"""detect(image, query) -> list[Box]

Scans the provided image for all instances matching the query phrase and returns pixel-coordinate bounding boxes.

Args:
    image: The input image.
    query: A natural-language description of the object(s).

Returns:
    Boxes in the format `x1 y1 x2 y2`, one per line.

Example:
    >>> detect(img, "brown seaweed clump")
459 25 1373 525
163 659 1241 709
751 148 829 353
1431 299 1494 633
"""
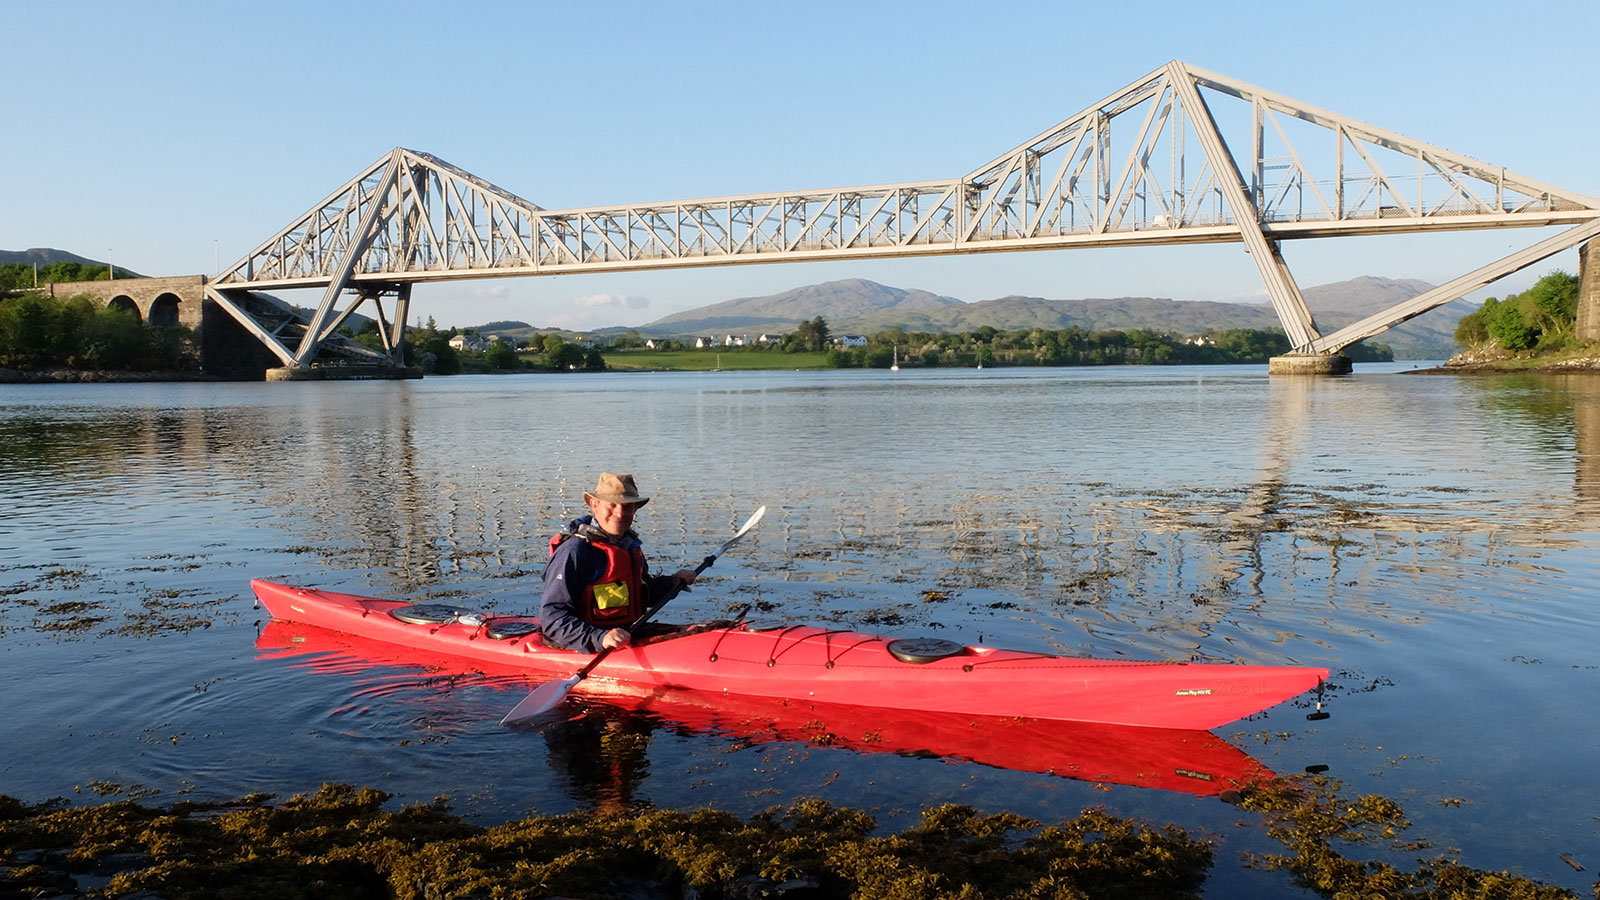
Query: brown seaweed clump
1236 777 1584 900
0 785 1209 899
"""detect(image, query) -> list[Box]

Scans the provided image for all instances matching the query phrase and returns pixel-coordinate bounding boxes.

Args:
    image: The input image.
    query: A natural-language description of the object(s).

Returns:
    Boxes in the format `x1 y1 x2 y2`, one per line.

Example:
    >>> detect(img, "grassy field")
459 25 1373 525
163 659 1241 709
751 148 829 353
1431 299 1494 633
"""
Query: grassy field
603 349 833 371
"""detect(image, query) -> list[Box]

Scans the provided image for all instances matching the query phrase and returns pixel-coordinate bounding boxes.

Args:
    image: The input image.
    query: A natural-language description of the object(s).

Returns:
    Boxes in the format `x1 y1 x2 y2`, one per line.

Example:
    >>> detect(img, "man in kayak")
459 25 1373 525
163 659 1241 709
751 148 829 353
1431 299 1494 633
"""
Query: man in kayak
539 472 699 653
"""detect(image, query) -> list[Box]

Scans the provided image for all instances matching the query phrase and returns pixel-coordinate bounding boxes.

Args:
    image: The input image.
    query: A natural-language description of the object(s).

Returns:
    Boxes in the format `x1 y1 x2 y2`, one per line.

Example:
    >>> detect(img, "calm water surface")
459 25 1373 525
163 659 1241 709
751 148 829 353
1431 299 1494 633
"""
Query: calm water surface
2 364 1597 896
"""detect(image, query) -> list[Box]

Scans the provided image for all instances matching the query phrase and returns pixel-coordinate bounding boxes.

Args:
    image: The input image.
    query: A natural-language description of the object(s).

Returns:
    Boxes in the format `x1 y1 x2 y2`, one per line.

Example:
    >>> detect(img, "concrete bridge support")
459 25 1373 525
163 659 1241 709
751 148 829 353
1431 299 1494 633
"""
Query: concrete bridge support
1579 241 1600 344
1267 354 1353 376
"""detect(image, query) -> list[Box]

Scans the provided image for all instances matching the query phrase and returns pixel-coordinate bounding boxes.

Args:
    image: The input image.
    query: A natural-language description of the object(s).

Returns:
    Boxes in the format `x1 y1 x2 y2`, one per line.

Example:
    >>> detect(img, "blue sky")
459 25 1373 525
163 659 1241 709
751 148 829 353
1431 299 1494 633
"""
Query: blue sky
7 0 1598 331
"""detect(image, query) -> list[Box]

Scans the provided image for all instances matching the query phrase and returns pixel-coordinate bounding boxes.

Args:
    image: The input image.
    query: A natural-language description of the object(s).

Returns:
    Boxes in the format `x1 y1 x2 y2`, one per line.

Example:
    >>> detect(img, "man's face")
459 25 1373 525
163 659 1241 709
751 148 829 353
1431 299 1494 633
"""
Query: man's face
587 497 639 536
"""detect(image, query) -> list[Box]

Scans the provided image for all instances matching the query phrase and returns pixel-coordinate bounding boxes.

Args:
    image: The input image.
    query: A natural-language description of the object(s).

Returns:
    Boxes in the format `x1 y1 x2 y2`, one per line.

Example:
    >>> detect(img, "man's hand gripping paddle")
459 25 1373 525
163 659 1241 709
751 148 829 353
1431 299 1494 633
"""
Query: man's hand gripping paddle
500 506 766 725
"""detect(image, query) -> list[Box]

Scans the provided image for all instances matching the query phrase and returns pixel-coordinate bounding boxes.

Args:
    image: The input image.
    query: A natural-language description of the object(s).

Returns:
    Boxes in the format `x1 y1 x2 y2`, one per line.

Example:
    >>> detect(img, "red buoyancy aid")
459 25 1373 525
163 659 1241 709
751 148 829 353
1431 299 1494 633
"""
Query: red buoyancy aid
550 532 648 627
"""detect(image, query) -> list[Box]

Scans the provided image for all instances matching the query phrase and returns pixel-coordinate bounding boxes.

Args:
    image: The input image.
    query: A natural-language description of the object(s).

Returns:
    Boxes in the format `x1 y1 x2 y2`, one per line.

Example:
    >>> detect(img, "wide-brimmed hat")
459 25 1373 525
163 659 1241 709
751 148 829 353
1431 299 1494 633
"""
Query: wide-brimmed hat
584 472 650 507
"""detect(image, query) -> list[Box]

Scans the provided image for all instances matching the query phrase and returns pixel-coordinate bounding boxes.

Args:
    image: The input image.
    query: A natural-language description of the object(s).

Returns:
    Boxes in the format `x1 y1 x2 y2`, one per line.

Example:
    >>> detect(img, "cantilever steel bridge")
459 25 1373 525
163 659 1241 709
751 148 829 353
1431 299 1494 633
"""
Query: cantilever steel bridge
206 60 1600 372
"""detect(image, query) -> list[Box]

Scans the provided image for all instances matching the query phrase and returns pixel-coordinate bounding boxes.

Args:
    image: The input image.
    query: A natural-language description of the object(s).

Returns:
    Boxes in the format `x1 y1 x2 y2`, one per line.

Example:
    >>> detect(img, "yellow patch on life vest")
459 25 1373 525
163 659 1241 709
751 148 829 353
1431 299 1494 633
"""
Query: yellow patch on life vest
593 581 630 610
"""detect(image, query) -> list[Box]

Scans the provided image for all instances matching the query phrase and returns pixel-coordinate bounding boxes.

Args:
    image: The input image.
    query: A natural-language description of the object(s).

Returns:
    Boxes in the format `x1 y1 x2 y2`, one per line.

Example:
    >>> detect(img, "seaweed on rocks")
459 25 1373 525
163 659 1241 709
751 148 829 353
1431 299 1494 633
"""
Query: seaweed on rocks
1236 777 1582 900
0 780 1585 899
0 786 1209 900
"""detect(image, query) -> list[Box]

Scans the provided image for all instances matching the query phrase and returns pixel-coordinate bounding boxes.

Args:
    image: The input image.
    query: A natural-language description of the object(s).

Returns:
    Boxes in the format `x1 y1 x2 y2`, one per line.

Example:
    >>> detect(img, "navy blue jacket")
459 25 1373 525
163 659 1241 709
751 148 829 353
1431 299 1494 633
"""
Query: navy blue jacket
539 516 674 653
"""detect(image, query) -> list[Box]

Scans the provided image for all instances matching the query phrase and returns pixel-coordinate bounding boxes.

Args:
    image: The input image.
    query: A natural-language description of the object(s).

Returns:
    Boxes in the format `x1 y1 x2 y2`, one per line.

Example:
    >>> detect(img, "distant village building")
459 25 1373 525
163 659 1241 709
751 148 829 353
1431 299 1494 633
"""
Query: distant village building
723 334 747 347
695 336 717 348
757 333 784 345
836 334 868 347
449 333 492 352
644 339 659 349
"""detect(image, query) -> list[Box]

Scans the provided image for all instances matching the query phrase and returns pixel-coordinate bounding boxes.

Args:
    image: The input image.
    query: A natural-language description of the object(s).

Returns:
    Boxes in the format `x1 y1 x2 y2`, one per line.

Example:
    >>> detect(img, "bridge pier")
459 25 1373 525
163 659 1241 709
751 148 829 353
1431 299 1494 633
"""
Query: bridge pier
1268 354 1352 376
1579 240 1600 344
265 364 421 381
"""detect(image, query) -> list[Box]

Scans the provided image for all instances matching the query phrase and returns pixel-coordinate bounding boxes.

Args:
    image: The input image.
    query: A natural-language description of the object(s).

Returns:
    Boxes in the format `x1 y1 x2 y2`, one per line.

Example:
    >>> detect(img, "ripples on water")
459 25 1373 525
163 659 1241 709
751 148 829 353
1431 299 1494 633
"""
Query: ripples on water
2 366 1598 895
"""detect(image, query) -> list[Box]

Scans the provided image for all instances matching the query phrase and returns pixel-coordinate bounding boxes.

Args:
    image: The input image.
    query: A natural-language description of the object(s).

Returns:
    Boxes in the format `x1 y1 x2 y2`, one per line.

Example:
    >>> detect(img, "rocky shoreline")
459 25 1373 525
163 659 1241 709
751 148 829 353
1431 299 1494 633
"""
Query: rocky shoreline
0 368 226 384
1409 348 1600 374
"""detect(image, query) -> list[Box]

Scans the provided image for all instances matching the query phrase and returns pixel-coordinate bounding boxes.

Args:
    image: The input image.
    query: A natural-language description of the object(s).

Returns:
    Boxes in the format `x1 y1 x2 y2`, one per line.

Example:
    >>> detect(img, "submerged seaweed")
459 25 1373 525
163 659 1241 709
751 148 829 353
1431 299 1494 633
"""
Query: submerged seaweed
1237 778 1584 900
0 785 1210 899
1 779 1586 900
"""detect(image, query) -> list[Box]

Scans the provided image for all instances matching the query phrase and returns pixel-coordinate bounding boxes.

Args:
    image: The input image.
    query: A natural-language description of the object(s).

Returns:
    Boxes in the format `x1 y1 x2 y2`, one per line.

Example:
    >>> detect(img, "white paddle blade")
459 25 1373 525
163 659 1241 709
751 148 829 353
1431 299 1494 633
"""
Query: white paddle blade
714 506 766 557
734 505 766 539
500 673 582 725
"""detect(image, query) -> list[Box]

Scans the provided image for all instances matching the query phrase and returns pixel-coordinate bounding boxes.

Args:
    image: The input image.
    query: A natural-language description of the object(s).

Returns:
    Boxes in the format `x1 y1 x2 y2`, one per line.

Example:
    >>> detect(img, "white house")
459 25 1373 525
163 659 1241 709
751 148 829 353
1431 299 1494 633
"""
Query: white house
757 333 785 346
723 334 747 347
449 334 491 352
837 334 868 347
695 336 717 348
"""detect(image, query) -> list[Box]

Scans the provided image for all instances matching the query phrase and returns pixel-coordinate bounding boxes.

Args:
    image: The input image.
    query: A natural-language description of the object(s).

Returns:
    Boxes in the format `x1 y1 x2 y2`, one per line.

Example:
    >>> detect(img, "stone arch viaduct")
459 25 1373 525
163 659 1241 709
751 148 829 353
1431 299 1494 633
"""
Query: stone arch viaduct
45 275 203 329
42 274 281 378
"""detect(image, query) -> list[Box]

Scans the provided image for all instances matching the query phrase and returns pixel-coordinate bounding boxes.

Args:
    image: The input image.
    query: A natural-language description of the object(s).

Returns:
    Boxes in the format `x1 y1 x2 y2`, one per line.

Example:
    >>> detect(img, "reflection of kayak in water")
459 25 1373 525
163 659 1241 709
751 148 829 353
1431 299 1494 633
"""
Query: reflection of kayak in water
252 579 1327 731
256 618 1275 798
602 688 1274 797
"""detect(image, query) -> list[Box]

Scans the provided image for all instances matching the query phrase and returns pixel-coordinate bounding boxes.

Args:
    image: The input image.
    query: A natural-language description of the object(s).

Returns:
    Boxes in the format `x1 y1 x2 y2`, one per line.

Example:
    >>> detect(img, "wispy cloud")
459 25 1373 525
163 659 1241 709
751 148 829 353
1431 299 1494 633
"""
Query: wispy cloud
536 293 655 332
574 292 649 311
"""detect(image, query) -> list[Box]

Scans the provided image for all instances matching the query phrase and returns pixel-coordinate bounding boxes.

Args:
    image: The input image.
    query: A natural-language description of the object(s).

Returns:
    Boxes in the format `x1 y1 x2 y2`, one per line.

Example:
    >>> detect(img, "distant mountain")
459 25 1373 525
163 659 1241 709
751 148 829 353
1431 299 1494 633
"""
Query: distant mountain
1304 275 1435 317
0 248 103 266
1305 276 1473 359
639 274 1469 359
645 278 964 333
0 247 143 277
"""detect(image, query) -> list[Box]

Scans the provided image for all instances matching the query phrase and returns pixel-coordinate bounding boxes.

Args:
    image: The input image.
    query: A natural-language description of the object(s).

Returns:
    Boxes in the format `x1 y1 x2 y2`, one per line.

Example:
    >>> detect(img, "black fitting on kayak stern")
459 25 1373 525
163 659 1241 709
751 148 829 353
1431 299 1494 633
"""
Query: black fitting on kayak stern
1306 678 1330 721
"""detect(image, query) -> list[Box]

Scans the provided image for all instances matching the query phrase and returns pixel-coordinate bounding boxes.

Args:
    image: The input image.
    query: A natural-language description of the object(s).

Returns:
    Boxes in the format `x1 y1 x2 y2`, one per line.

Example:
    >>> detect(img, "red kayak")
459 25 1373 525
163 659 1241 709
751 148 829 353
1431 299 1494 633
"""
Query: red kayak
251 579 1328 731
257 617 1277 797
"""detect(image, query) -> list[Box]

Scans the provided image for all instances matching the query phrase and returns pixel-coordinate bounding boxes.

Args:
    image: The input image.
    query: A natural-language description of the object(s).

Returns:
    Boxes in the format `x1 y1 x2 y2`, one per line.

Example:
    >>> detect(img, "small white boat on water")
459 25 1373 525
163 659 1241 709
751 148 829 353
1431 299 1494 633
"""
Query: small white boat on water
891 346 900 372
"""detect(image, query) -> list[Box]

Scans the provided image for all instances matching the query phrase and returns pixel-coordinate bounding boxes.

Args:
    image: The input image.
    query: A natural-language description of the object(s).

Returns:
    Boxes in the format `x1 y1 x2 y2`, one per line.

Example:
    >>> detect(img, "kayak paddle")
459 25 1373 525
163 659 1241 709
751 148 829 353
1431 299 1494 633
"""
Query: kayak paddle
500 505 766 725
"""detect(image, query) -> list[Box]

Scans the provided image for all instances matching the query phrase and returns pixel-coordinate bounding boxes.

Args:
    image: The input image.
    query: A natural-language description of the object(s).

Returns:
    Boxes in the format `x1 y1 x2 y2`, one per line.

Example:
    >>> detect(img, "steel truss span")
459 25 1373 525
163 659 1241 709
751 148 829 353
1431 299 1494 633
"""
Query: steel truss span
208 60 1600 369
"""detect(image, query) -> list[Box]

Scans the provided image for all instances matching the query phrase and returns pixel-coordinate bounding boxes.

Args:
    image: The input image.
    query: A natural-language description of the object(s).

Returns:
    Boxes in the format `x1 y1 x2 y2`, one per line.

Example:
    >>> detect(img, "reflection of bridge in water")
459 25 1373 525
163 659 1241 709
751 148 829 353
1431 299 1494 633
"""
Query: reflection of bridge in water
1158 374 1600 621
856 373 1600 661
186 60 1598 378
